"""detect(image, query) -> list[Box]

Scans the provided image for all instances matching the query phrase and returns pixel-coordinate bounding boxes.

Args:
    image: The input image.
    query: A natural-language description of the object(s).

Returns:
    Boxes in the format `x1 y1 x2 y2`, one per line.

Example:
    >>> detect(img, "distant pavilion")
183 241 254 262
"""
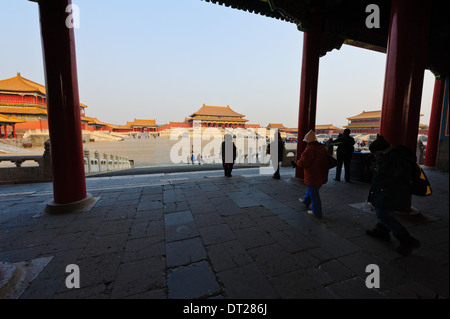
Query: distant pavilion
266 123 287 131
186 104 248 128
0 114 26 138
127 119 158 132
266 123 338 136
344 110 429 135
315 124 339 135
111 119 159 133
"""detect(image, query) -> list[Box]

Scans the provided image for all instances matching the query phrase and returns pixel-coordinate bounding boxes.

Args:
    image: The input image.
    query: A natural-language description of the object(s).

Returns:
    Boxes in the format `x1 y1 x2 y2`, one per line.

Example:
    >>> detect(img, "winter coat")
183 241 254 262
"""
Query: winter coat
296 141 329 186
269 137 285 162
221 141 237 163
333 134 355 159
369 145 417 211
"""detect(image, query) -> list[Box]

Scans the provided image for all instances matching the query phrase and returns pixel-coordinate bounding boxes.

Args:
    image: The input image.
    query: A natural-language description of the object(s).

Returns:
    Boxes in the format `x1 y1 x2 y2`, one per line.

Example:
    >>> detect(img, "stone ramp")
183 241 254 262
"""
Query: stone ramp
0 142 37 155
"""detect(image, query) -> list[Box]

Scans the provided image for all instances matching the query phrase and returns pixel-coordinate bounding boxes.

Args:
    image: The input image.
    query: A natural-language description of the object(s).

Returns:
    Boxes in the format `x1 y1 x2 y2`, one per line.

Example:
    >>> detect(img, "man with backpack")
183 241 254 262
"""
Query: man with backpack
366 135 422 256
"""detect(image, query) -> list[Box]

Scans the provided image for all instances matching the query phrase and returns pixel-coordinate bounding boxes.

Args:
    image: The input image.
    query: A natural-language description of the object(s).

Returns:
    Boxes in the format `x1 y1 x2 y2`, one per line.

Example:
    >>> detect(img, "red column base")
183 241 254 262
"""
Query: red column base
44 194 99 215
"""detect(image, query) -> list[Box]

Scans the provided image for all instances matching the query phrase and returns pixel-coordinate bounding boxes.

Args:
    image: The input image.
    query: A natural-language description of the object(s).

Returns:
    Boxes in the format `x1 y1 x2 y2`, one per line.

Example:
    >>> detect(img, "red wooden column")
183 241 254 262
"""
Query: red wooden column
425 77 446 167
12 125 16 138
37 0 87 205
295 14 322 178
379 0 431 151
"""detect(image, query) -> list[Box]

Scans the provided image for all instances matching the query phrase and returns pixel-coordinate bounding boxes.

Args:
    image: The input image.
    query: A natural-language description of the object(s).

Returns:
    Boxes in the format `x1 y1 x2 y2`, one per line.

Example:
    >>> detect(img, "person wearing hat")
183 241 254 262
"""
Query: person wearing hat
366 135 421 256
296 130 329 218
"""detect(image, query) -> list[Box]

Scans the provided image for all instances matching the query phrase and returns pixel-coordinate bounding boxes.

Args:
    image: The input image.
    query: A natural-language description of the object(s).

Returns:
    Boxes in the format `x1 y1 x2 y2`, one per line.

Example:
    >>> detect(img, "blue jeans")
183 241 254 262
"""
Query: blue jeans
375 208 408 237
302 185 322 217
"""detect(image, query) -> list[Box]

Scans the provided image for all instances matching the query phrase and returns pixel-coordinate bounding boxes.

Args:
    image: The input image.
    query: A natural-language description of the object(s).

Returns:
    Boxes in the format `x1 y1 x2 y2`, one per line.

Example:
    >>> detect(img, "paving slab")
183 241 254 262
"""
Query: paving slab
0 167 448 299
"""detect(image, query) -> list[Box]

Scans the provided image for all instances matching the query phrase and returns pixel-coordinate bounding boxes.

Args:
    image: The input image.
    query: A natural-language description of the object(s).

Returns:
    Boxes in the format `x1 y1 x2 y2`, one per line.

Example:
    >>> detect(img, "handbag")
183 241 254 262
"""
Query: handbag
411 163 432 196
328 154 338 169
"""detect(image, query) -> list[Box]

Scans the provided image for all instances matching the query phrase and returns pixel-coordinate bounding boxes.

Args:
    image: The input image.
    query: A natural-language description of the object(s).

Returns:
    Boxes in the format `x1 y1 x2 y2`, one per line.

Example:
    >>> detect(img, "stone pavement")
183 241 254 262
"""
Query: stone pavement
0 166 448 299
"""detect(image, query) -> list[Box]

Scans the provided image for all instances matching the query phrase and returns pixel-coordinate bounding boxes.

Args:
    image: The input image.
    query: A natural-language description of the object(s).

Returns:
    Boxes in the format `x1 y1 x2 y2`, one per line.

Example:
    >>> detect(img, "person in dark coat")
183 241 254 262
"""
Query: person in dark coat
271 131 285 179
325 137 334 156
333 129 355 182
221 134 237 177
366 135 421 256
296 130 329 218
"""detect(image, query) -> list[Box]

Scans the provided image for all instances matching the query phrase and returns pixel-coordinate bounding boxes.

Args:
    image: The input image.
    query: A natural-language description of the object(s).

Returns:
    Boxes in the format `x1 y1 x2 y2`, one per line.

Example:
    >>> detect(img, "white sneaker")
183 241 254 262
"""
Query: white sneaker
299 198 309 210
307 210 322 219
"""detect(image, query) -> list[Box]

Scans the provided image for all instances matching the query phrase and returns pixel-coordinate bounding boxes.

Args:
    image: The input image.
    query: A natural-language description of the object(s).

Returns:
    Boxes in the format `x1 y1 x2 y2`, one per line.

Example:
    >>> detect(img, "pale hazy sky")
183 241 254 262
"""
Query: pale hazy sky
0 0 436 128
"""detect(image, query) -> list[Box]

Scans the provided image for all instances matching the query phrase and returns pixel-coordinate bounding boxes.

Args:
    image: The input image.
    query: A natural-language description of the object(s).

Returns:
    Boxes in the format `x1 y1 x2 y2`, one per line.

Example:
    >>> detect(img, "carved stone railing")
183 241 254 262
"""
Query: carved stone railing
282 148 297 167
0 140 52 184
83 149 132 174
0 141 133 184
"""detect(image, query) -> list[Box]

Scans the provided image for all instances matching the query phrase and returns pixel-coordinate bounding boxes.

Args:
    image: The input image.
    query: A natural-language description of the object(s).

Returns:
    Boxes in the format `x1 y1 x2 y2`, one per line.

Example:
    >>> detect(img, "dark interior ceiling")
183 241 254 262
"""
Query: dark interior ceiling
203 0 449 77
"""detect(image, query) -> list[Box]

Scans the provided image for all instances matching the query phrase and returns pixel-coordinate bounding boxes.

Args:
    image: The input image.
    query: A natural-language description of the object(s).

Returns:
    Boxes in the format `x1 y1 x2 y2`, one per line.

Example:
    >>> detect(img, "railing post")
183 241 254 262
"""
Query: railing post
84 148 90 173
94 150 100 171
110 154 115 170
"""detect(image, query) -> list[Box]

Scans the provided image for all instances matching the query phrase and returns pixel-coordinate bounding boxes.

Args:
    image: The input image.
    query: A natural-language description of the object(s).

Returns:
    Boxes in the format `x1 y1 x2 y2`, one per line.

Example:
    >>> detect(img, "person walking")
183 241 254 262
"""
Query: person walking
221 133 237 177
366 135 421 256
271 131 285 179
333 128 355 182
296 130 329 218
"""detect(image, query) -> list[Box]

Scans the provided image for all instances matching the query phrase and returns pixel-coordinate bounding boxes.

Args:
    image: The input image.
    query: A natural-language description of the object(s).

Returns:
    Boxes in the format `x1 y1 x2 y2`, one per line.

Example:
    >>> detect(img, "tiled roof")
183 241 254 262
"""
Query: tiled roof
347 110 424 121
81 116 108 126
190 105 245 118
347 110 381 120
188 116 248 122
129 119 157 127
0 73 46 95
0 73 86 108
316 124 339 130
0 114 26 124
0 106 47 115
344 122 381 128
107 124 130 130
266 123 286 129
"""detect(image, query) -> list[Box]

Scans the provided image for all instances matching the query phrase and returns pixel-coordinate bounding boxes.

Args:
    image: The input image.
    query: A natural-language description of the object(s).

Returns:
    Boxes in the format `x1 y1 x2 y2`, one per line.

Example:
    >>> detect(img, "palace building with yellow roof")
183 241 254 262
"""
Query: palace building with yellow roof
1 74 429 141
344 110 428 135
0 73 87 137
186 104 248 128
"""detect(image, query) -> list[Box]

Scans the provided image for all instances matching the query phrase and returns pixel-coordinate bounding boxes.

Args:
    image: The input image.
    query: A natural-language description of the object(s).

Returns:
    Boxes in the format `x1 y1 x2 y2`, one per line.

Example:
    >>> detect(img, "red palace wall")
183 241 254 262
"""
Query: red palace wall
0 93 46 107
157 122 191 132
14 119 49 133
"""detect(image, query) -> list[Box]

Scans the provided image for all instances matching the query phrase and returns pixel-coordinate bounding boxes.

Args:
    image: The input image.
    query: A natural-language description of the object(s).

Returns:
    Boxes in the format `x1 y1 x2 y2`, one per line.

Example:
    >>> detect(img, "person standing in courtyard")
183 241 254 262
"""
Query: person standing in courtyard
333 128 355 182
221 133 237 177
296 130 329 218
271 131 285 179
366 135 421 256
